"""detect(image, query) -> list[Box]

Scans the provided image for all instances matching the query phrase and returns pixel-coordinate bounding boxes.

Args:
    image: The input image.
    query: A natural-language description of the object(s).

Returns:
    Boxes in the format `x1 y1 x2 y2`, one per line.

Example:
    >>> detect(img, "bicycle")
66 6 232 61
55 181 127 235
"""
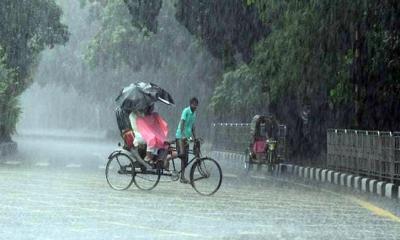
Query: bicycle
105 138 223 196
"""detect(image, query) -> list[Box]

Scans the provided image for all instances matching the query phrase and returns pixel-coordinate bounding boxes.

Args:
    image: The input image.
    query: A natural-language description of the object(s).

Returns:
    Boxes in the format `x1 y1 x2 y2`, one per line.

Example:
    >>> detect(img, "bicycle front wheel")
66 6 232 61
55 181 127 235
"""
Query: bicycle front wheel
190 158 222 196
105 153 134 190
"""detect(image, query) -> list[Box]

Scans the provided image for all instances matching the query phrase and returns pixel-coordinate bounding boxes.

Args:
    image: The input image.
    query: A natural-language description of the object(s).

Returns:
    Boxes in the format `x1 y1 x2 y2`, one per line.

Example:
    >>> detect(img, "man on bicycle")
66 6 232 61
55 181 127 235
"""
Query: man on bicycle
176 97 198 183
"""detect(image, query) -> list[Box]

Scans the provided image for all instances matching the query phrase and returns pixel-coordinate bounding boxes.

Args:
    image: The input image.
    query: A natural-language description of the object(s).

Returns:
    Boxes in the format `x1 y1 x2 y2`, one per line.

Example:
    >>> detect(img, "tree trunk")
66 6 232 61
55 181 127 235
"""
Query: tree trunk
0 103 12 143
352 11 369 129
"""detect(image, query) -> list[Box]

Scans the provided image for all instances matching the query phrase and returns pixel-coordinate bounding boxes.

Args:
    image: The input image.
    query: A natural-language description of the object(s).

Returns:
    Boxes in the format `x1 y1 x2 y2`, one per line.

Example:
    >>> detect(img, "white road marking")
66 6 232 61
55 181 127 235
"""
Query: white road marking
65 164 81 168
250 175 266 180
102 221 200 237
223 173 238 178
4 161 21 165
35 162 49 167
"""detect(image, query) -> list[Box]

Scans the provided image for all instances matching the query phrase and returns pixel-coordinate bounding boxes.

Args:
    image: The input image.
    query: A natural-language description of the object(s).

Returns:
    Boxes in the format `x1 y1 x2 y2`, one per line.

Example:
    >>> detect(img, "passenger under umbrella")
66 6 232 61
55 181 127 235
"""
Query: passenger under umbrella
130 104 169 163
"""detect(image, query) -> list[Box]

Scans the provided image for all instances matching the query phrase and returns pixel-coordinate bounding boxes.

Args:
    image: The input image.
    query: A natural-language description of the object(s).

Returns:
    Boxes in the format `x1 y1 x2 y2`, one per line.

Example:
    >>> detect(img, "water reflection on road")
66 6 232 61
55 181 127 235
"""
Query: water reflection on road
0 134 399 239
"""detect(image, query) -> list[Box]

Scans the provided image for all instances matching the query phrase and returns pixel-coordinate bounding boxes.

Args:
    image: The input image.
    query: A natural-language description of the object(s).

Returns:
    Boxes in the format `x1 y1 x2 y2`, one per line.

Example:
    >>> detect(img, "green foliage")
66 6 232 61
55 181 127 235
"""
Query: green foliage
36 0 221 133
0 96 21 137
329 53 353 105
123 0 162 33
206 0 400 159
210 65 266 118
80 0 162 32
211 0 400 130
248 1 345 103
0 0 69 142
0 0 69 83
0 49 20 138
85 0 162 71
175 0 268 67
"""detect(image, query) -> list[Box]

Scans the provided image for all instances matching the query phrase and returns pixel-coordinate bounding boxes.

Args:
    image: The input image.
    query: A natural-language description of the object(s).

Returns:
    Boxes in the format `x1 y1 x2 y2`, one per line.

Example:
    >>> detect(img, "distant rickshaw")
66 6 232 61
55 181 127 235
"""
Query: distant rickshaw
244 115 287 172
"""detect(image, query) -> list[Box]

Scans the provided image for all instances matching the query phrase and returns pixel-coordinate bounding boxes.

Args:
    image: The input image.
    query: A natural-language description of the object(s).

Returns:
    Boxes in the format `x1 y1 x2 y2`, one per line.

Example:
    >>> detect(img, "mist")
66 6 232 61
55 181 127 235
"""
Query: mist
16 0 222 142
1 1 400 239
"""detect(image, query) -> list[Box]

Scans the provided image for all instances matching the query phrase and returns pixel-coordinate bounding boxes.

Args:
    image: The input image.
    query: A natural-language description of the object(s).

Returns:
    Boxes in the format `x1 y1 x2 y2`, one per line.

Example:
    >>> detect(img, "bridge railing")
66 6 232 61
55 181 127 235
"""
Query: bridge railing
210 123 288 162
327 129 400 183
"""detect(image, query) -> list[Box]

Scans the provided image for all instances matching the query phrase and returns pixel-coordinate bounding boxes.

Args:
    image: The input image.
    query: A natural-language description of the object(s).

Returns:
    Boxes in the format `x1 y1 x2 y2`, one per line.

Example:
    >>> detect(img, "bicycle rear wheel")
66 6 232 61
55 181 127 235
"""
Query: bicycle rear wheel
133 165 161 191
190 158 222 196
106 153 134 190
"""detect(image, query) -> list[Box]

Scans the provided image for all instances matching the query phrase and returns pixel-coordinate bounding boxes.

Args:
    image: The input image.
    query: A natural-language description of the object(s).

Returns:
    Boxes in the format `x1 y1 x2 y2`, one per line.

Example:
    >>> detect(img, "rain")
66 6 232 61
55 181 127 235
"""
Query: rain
1 0 400 239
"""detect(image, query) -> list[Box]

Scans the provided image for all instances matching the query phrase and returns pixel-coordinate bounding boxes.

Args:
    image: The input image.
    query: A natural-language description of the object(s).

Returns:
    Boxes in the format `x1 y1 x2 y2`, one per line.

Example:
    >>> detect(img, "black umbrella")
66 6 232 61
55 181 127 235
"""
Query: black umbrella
115 82 174 112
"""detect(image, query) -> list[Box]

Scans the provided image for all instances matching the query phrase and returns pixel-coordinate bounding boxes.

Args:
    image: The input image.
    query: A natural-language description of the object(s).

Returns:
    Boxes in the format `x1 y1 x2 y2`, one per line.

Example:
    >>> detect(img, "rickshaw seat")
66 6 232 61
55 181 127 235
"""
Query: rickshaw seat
253 140 266 153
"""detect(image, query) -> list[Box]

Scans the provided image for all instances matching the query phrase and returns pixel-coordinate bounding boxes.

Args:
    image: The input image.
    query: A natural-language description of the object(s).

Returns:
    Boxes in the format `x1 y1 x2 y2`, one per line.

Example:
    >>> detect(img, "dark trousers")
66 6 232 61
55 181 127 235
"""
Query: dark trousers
176 139 189 177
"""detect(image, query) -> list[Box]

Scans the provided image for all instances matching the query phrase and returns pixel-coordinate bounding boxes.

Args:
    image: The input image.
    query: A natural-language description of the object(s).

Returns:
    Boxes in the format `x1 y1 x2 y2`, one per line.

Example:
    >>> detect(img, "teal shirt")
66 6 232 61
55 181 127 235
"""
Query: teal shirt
176 107 196 139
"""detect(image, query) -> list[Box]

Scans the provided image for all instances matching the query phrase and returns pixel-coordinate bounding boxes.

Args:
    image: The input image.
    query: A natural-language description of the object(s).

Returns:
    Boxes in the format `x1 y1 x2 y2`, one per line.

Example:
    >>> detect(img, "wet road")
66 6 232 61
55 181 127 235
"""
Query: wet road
1 135 400 239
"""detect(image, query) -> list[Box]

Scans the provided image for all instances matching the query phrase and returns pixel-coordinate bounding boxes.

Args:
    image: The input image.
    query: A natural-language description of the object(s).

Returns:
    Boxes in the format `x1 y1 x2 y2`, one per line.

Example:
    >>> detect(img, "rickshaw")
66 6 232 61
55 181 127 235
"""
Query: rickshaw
105 137 223 196
109 82 222 196
244 115 286 172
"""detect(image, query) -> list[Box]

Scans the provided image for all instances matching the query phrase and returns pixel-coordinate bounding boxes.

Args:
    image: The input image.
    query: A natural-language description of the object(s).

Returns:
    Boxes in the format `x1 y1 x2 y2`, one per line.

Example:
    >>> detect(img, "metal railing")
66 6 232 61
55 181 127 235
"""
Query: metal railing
210 123 287 162
211 123 250 153
327 129 400 183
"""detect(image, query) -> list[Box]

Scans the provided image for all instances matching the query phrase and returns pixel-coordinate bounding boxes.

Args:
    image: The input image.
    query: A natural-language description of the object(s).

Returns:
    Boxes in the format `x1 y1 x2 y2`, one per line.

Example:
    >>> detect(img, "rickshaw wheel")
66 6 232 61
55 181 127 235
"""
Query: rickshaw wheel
266 164 274 173
265 148 278 173
256 163 263 171
243 150 253 174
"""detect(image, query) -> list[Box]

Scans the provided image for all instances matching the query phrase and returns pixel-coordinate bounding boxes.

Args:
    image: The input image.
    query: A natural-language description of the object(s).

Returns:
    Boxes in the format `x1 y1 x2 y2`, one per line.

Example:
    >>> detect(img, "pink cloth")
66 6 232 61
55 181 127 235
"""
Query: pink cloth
253 140 266 153
136 113 168 150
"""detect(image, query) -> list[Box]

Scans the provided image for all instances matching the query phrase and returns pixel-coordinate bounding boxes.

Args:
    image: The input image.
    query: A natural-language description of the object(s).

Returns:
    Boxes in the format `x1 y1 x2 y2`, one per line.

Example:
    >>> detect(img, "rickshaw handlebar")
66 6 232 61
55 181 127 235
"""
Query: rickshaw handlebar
164 137 203 145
